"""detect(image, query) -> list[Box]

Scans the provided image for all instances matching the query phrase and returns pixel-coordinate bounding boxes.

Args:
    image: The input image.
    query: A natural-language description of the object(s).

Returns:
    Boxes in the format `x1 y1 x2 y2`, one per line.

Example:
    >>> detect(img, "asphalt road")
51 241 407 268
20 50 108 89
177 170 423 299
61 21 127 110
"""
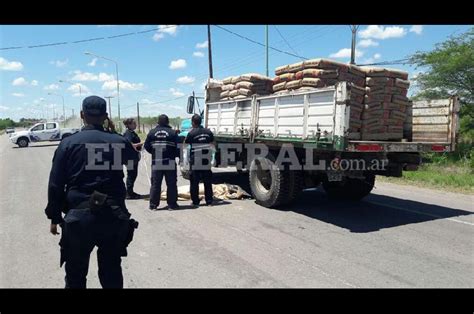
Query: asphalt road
0 134 473 288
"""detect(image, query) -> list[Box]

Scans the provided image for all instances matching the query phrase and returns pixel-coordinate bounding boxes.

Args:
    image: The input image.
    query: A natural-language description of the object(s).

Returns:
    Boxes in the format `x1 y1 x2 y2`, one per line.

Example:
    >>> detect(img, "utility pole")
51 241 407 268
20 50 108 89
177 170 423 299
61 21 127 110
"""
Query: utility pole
136 102 141 133
72 109 74 118
265 25 269 77
105 96 114 119
207 25 213 79
350 25 359 65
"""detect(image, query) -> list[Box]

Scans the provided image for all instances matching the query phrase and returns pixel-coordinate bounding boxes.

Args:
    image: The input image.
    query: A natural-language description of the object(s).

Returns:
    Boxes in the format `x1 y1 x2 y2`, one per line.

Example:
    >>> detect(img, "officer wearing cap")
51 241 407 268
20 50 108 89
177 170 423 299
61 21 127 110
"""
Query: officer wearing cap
45 95 139 289
185 114 215 207
144 114 179 210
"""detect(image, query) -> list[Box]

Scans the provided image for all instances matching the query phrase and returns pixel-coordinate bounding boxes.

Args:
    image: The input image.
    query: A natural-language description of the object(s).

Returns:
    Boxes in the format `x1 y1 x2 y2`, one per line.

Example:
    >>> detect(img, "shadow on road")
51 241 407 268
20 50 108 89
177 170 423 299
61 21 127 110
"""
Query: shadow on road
211 171 472 233
12 143 59 149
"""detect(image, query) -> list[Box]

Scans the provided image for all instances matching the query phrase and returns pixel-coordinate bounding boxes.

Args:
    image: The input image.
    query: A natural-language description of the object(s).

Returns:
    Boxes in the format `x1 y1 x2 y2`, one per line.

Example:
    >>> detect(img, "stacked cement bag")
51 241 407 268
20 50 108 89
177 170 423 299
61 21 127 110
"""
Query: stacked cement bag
272 59 366 93
205 78 223 102
219 73 273 101
360 67 410 140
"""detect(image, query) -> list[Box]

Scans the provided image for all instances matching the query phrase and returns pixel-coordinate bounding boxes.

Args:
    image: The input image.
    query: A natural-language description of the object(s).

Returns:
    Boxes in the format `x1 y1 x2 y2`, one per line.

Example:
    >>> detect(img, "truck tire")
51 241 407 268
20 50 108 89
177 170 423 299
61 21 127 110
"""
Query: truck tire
180 167 191 180
249 154 289 208
322 173 375 201
17 137 29 148
281 170 304 205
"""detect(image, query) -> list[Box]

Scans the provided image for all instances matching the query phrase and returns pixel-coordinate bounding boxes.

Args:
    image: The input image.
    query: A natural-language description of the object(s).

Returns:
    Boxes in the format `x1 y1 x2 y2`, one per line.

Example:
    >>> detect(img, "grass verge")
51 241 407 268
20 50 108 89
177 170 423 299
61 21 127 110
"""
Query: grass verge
378 162 474 195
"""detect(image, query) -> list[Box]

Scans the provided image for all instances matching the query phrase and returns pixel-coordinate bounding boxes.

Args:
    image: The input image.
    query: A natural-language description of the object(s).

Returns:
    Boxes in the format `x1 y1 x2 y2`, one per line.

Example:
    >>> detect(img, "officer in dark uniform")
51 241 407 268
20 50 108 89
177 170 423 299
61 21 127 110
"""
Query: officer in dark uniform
45 95 139 289
122 118 143 199
144 114 179 210
185 114 214 207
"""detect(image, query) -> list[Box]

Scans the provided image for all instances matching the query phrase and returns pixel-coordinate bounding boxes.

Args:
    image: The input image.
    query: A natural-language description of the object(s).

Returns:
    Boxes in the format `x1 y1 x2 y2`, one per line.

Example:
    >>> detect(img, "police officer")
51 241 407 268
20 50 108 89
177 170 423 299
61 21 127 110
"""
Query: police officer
185 114 214 207
45 96 138 289
144 114 179 210
122 118 143 199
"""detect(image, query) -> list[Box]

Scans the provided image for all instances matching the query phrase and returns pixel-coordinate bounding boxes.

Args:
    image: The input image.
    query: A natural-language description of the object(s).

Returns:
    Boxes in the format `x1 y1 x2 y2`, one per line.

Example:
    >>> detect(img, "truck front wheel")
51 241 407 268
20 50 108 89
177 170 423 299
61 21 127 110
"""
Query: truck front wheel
249 155 289 208
17 137 29 148
322 173 375 201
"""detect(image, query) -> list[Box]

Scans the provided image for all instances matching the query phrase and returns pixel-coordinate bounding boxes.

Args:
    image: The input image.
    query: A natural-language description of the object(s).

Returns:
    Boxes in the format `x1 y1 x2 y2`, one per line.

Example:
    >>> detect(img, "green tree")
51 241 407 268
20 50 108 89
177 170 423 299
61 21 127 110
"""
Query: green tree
410 28 473 103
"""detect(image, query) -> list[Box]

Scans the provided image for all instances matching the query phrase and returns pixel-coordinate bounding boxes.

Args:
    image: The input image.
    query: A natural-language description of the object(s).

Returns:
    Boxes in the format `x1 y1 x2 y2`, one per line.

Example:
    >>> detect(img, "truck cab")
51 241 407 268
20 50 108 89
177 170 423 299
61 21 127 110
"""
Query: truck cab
9 122 80 148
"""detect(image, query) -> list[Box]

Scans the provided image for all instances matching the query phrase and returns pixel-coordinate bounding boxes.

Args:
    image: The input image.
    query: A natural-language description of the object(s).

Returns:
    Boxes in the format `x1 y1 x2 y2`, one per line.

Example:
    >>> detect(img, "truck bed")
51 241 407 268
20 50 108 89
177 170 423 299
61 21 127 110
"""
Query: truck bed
205 82 459 153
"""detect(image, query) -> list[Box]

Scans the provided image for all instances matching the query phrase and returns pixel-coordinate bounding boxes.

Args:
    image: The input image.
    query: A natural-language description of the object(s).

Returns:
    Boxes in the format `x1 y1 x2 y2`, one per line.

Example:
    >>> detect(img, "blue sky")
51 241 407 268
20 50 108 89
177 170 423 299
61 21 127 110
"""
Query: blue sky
0 24 470 120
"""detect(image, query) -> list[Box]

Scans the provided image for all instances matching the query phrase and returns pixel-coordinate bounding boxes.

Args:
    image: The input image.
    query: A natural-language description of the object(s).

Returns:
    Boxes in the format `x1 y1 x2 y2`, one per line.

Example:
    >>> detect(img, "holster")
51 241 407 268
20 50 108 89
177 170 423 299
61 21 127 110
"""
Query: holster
119 219 139 257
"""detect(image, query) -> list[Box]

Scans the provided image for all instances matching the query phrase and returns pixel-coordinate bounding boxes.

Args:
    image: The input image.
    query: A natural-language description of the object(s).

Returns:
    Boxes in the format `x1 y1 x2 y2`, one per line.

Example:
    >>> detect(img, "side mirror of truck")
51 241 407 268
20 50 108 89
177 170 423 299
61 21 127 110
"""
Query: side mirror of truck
187 96 194 114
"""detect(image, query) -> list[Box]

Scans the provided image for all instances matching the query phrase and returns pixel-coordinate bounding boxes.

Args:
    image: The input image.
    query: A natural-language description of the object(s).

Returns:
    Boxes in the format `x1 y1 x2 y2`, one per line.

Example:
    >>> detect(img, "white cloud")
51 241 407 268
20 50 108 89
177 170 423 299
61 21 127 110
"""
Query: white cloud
196 40 208 49
357 39 379 48
0 57 24 71
169 88 184 97
152 33 165 41
12 77 28 86
33 97 46 104
50 59 69 67
169 59 187 70
102 80 144 91
176 76 195 84
140 98 154 104
360 53 382 64
152 25 179 41
193 51 205 58
67 83 90 96
87 58 98 67
12 93 25 97
158 25 178 35
0 105 9 111
359 25 407 40
410 25 423 35
71 71 114 82
31 80 39 86
44 84 60 91
329 48 363 59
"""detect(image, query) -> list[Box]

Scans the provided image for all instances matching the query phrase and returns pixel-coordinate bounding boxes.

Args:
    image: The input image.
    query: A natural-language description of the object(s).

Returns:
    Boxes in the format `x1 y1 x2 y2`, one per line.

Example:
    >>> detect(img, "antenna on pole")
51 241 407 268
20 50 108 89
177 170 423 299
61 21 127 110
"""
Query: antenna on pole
350 25 360 65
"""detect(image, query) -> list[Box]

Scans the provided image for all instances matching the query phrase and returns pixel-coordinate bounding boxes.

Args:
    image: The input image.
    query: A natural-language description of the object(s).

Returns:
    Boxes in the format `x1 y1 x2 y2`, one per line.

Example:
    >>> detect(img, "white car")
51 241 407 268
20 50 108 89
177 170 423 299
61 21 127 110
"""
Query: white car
9 122 80 148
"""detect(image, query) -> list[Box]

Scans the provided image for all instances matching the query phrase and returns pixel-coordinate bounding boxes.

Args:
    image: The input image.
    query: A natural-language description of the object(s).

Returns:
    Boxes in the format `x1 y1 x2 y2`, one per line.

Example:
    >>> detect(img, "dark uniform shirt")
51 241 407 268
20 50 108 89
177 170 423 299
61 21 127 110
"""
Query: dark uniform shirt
185 126 214 167
123 129 141 145
144 124 179 164
45 124 138 224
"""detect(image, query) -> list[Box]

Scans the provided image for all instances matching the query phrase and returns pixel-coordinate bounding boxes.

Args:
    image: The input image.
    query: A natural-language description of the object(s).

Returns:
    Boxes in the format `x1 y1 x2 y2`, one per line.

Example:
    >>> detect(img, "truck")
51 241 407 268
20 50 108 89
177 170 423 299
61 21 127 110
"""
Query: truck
9 122 80 148
184 82 460 208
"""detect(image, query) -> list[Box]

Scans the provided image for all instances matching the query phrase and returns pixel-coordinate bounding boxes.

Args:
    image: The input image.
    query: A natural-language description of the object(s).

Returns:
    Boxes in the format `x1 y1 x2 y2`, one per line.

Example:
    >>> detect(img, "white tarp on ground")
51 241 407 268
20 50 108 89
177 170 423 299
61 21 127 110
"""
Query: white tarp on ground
160 183 251 201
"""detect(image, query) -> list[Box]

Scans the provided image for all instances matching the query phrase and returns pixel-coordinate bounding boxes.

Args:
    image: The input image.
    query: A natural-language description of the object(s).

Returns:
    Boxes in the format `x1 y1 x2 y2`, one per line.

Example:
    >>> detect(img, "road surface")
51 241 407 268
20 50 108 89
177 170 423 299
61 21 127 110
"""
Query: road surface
0 134 473 288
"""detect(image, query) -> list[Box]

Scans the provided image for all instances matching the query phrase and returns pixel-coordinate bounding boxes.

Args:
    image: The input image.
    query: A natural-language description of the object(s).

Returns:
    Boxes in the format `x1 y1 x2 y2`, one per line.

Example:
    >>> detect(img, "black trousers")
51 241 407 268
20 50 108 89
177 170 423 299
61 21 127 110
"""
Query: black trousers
150 169 178 206
190 170 213 205
126 159 139 193
61 210 127 289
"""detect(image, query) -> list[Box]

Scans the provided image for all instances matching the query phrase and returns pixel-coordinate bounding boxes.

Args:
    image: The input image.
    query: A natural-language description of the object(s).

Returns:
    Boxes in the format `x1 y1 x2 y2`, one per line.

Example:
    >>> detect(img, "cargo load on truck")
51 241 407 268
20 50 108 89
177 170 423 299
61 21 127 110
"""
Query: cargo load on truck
270 58 411 141
220 74 273 101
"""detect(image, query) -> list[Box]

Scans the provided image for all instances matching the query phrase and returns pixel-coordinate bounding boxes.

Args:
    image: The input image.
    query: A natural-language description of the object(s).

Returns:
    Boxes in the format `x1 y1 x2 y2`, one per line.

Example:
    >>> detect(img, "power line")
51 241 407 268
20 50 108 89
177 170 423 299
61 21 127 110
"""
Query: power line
0 25 178 51
358 58 413 66
214 25 309 60
273 26 302 59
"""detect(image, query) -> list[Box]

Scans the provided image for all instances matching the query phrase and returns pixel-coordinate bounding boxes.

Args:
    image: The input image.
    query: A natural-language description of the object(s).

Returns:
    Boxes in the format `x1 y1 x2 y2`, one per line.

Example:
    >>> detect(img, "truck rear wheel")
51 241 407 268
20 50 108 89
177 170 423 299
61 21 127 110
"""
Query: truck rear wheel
322 173 375 201
281 170 304 205
249 155 289 208
17 137 29 148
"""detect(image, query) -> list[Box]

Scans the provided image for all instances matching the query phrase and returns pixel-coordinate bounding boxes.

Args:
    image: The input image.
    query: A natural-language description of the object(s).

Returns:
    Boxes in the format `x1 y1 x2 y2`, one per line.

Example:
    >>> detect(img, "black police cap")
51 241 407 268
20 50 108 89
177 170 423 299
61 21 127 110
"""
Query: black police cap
82 96 107 116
